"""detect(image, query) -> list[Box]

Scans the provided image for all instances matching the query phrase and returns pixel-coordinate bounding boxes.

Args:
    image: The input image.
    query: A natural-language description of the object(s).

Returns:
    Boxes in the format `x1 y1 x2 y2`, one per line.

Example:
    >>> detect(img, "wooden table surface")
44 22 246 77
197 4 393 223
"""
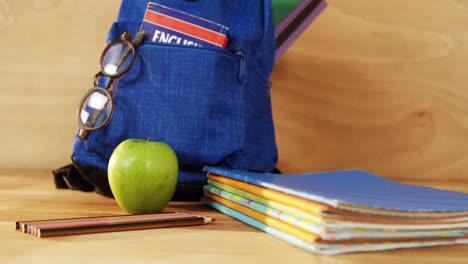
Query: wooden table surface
1 171 467 264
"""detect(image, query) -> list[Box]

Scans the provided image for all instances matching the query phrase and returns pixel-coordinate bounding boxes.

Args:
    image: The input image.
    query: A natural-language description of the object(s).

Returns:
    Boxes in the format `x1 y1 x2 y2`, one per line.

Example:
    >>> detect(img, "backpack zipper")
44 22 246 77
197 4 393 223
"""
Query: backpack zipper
235 50 247 85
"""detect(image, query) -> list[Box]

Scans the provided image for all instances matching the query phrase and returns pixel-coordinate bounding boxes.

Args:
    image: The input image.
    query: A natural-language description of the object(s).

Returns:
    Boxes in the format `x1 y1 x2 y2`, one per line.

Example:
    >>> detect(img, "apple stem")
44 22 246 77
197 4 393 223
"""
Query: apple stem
146 137 151 142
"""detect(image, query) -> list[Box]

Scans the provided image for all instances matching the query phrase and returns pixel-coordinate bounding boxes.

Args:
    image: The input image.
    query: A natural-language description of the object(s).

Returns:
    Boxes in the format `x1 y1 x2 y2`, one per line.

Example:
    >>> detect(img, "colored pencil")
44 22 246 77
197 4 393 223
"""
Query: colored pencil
16 212 214 238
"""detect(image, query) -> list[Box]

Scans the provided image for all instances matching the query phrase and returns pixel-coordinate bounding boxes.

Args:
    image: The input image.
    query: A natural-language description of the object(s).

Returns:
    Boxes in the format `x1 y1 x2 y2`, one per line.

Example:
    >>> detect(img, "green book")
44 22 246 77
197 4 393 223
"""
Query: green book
273 0 303 26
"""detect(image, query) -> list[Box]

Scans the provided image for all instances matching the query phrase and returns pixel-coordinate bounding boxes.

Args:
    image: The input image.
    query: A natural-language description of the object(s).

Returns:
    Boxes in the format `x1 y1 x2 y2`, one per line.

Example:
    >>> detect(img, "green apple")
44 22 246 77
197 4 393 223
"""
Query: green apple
108 138 178 214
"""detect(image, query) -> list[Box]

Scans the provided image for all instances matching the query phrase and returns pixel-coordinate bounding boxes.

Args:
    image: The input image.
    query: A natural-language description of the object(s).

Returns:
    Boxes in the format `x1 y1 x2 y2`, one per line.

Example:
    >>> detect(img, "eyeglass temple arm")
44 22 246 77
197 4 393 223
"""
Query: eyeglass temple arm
116 30 146 69
132 30 146 46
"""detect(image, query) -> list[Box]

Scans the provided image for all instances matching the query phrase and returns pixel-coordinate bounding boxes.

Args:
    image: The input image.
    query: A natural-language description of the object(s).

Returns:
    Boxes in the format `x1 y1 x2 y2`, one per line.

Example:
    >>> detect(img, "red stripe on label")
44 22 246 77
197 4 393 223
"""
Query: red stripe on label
144 11 227 48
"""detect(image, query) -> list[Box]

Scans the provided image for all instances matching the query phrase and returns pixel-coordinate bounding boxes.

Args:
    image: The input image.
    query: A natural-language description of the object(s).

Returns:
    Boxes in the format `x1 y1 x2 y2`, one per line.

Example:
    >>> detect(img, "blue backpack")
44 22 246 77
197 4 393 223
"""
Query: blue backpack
54 0 278 200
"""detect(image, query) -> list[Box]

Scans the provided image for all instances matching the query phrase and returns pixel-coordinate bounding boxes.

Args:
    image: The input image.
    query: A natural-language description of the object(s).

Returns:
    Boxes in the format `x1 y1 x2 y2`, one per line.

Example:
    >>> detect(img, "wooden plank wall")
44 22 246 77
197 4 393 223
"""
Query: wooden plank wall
2 0 468 181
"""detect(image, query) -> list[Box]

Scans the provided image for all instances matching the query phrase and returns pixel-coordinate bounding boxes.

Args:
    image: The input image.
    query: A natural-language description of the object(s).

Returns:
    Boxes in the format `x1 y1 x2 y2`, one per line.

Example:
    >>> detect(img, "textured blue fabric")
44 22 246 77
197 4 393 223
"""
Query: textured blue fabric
72 0 278 184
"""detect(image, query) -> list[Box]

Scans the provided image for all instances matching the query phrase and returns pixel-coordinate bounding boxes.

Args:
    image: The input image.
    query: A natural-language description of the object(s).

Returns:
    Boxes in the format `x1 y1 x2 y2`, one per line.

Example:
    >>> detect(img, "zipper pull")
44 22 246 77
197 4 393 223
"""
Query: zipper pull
236 50 247 84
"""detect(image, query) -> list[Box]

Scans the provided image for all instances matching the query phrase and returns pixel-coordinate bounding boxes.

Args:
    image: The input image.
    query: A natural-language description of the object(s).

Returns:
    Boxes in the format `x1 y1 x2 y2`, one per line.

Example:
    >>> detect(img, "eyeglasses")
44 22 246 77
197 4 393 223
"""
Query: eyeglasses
76 30 145 140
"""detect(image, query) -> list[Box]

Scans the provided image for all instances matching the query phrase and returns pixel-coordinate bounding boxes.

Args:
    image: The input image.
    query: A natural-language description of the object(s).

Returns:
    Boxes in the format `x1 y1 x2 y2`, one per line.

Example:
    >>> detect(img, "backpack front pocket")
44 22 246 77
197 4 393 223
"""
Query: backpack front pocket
86 42 246 169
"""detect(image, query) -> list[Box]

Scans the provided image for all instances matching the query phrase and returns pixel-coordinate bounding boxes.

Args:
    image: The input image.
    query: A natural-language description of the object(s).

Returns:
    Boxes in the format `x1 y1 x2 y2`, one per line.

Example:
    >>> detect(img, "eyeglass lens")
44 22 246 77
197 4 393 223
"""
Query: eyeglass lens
79 88 113 130
101 42 135 76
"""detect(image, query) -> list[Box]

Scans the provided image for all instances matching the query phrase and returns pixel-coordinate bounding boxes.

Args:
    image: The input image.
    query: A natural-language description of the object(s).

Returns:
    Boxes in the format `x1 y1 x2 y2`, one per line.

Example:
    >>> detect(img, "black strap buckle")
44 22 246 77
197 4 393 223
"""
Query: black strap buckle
52 164 95 192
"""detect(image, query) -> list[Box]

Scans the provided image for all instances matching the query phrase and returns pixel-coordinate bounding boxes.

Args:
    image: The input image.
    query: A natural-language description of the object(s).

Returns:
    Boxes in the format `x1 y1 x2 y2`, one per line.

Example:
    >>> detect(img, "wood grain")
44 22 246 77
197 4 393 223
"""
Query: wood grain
0 0 120 170
1 170 467 263
1 1 468 181
272 0 468 181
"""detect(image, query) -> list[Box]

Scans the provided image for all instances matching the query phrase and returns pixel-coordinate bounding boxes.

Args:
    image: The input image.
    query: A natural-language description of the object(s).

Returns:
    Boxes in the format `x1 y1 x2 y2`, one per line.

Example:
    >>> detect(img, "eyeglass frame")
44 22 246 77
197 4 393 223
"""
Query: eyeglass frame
76 30 145 140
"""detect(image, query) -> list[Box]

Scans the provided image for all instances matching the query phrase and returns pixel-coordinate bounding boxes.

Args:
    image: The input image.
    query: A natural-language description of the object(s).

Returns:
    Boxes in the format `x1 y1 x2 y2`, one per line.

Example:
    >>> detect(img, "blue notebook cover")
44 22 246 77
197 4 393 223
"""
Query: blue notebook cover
203 167 468 213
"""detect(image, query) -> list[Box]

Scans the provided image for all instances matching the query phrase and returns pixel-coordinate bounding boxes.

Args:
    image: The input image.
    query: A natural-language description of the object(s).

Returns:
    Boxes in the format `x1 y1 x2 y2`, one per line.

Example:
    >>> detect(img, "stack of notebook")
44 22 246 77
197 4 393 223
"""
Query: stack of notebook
273 0 327 61
201 167 468 255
